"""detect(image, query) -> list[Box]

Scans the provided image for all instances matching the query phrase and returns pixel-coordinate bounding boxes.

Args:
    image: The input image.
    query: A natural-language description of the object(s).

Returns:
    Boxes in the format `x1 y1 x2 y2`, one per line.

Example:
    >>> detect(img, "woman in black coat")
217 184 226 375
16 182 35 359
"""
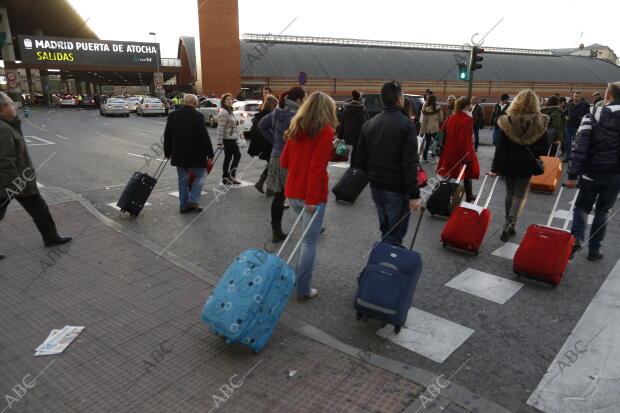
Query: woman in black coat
336 90 368 167
248 95 279 194
489 90 549 242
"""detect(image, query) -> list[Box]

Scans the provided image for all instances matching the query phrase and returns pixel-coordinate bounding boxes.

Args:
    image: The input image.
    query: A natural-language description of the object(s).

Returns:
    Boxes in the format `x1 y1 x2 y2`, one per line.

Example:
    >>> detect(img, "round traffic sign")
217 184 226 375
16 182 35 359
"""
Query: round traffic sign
7 72 16 81
8 80 17 89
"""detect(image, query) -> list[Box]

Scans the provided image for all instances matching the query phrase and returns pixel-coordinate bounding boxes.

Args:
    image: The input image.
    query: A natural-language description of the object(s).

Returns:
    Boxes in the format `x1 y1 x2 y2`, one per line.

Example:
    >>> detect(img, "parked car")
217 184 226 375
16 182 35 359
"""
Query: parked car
58 95 77 108
81 95 98 109
136 97 166 116
232 100 261 137
100 98 130 117
198 98 222 127
125 97 141 112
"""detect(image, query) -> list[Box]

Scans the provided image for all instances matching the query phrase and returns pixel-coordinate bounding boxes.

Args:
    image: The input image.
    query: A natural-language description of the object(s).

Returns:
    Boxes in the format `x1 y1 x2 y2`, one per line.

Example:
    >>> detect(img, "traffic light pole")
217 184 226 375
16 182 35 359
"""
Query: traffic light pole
467 69 474 99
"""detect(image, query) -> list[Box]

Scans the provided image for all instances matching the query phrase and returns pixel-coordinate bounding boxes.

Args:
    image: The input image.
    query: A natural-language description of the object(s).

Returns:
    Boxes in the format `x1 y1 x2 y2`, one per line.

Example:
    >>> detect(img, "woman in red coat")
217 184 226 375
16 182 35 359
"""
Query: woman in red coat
436 96 480 201
280 91 337 302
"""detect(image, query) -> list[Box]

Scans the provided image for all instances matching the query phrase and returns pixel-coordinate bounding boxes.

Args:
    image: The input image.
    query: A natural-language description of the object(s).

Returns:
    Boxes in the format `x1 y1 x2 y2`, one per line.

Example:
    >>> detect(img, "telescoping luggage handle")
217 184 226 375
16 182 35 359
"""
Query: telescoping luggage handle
152 158 169 180
473 175 500 210
408 207 425 250
546 185 580 230
276 206 322 265
455 164 467 185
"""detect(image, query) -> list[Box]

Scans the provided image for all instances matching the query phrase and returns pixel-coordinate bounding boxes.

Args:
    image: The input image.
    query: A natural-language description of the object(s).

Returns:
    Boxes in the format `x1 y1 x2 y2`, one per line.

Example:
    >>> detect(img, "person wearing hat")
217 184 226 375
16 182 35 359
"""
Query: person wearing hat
592 91 605 108
491 94 510 145
0 92 72 260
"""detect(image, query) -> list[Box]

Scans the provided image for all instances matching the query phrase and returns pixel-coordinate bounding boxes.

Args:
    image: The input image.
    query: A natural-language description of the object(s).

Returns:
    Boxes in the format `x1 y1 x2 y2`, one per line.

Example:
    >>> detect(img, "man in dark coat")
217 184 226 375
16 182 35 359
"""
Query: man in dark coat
471 96 485 151
564 91 591 162
164 94 214 213
566 82 620 261
0 92 71 260
337 90 368 168
357 82 421 246
491 94 510 145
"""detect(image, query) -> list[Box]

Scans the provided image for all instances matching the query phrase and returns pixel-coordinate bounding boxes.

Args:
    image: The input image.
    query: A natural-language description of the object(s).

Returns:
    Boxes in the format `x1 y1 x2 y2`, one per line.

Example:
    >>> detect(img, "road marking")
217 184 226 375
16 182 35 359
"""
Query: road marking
219 180 254 188
55 134 69 140
135 131 150 135
24 118 48 132
446 268 524 304
103 122 111 126
107 202 151 211
527 258 620 412
169 191 207 197
25 135 56 146
376 307 474 363
555 209 594 225
329 162 350 169
492 242 520 260
36 182 45 188
157 121 167 124
127 152 164 162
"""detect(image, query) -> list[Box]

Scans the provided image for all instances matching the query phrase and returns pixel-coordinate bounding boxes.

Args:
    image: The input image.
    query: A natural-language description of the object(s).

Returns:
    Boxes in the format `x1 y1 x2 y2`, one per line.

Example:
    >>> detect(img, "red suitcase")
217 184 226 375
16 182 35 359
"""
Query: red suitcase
513 186 579 285
441 175 499 255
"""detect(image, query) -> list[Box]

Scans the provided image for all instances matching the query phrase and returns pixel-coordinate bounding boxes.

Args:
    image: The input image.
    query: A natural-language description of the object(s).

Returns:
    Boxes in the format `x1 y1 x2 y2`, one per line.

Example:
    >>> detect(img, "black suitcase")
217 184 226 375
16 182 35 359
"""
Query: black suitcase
426 165 466 217
118 160 168 216
332 167 369 204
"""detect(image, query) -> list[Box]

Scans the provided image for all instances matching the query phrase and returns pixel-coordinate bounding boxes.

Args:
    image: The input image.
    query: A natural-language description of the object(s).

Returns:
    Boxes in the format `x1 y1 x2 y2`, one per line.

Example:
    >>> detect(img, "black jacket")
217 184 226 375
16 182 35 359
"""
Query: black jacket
472 104 484 127
337 101 368 145
357 106 420 199
164 106 214 167
491 113 549 178
566 100 591 128
491 102 509 127
568 100 620 179
247 109 273 161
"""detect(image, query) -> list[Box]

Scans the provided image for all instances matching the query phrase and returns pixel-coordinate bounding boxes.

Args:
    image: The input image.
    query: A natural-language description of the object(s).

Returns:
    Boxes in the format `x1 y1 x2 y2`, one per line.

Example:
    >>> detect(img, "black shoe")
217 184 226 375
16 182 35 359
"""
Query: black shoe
0 255 4 260
587 251 603 261
254 181 265 194
569 243 581 260
265 189 275 197
222 178 232 185
271 222 288 243
500 217 515 242
44 236 72 247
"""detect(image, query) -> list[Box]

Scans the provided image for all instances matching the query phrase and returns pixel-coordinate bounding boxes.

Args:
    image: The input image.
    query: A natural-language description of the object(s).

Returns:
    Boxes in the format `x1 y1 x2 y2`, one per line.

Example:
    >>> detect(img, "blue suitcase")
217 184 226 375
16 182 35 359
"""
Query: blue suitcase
201 208 321 352
354 208 424 334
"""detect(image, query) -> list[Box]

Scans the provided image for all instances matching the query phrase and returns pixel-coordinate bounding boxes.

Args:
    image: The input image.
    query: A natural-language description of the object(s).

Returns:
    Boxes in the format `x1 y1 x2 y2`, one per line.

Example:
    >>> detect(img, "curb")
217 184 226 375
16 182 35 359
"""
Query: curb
52 186 512 413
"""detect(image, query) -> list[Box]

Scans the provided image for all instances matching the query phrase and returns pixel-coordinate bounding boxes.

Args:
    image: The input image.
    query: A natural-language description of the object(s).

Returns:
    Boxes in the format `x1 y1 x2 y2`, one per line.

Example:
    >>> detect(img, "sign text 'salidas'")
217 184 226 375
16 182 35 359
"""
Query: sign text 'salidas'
33 39 157 54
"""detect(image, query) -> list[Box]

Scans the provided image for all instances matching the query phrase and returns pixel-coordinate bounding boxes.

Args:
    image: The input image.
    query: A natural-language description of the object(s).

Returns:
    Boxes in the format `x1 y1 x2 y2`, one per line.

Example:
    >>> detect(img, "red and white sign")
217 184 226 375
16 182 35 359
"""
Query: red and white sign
6 72 17 81
8 80 17 89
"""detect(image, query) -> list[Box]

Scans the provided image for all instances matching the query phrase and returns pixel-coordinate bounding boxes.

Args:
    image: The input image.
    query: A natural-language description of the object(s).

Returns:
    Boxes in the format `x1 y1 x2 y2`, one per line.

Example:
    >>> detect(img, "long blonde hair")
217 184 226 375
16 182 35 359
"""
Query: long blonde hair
285 91 339 140
507 89 541 115
260 95 278 112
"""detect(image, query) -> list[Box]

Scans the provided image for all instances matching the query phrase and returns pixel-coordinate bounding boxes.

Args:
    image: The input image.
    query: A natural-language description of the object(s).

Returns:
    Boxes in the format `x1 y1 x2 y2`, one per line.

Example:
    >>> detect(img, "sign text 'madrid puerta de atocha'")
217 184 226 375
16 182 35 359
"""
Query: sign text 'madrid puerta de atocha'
17 35 160 68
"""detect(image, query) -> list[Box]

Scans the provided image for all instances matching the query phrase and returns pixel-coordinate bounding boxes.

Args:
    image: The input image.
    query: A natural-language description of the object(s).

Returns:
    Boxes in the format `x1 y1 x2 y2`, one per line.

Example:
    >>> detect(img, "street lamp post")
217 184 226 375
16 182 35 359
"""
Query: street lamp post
149 32 161 96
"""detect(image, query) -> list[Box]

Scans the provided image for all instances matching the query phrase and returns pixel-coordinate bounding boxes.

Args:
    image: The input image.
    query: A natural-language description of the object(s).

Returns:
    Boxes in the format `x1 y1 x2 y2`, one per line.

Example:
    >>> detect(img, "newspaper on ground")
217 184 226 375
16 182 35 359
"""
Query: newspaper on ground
35 326 85 356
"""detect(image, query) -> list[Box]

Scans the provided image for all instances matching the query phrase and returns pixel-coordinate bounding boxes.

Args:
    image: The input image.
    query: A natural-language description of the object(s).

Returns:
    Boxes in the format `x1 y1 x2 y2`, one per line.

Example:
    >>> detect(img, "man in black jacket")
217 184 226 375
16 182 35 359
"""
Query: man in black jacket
164 94 214 213
357 82 421 246
471 96 485 151
566 82 620 261
490 94 510 146
564 91 591 162
337 90 368 168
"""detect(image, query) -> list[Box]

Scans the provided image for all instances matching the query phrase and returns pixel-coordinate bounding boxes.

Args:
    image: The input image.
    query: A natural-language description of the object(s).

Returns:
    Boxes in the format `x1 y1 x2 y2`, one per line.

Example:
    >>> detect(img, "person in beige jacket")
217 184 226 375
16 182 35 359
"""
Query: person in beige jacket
419 94 444 162
217 93 241 185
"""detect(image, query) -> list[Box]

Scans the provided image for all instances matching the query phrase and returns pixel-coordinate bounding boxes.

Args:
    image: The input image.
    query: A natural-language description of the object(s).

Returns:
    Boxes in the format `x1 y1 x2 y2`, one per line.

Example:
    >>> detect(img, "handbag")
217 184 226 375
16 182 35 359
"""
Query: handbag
237 135 247 148
526 147 545 176
335 140 349 157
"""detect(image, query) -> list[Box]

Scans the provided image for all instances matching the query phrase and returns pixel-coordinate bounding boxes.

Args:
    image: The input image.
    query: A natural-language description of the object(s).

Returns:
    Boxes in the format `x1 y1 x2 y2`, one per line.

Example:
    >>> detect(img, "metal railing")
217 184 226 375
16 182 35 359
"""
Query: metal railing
242 33 555 56
160 58 181 67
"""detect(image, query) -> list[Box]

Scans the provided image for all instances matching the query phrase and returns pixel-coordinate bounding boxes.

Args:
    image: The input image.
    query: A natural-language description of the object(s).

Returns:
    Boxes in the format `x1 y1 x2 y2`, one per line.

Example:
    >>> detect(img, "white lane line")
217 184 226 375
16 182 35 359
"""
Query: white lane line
329 162 350 169
127 152 164 162
169 191 207 197
55 134 69 140
219 180 254 188
135 131 150 135
492 242 520 260
527 258 620 413
377 307 474 363
103 122 111 126
555 209 594 225
25 136 56 146
446 268 524 305
107 202 151 211
36 182 45 188
157 121 167 124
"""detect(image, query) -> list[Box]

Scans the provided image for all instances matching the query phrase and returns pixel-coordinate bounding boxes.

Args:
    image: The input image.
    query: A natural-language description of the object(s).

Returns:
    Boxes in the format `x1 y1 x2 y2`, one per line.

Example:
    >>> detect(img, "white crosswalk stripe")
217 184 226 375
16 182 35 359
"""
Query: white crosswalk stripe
446 269 524 304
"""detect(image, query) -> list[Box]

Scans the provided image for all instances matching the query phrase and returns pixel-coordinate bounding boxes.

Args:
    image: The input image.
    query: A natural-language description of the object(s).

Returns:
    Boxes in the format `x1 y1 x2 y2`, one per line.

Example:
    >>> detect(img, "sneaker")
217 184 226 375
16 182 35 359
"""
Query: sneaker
283 202 290 209
297 288 318 302
222 178 232 185
587 251 603 261
569 243 581 260
0 254 4 260
231 179 242 185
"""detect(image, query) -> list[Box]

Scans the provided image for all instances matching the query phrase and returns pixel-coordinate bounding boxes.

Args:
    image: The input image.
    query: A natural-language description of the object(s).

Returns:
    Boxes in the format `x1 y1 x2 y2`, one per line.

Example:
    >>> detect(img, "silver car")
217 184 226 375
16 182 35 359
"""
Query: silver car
125 97 141 112
232 100 261 135
198 98 221 127
136 97 166 116
100 98 130 117
58 95 76 107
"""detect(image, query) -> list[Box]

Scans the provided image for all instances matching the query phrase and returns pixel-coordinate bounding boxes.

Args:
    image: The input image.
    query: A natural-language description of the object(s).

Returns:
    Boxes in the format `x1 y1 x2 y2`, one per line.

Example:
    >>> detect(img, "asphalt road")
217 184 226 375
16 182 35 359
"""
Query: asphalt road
19 106 620 413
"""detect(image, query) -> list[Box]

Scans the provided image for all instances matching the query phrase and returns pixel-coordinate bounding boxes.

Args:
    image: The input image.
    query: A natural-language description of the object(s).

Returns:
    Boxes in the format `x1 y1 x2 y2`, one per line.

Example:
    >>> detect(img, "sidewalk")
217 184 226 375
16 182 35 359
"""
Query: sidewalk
0 187 505 413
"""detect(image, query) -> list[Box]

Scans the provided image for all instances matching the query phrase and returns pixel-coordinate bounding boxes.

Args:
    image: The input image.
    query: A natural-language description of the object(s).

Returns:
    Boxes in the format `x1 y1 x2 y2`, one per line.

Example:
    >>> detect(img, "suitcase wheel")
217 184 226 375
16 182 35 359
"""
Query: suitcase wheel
394 325 402 335
356 312 363 321
442 242 446 248
474 251 479 256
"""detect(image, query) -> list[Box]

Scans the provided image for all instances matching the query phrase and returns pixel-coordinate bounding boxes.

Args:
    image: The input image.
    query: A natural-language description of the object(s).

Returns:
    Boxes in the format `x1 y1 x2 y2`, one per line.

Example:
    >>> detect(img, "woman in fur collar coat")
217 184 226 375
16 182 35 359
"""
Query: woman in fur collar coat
489 89 549 242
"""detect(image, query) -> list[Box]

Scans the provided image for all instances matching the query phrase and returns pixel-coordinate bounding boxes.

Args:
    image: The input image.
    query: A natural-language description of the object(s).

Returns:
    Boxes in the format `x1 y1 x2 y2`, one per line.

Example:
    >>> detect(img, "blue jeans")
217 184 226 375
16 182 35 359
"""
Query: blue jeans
370 188 411 246
565 127 578 159
288 199 327 297
571 173 620 253
176 167 207 208
492 127 501 146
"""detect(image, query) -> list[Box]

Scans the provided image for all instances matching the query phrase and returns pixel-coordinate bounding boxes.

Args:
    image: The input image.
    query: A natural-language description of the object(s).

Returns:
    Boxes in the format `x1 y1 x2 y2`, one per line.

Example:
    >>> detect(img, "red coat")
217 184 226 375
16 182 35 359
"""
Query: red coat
280 125 334 206
436 111 480 179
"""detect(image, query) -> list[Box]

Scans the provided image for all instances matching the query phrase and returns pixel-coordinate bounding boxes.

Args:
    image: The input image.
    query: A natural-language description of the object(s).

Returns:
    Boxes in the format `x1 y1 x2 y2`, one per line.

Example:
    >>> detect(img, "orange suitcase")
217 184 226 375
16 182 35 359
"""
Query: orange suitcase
530 147 562 193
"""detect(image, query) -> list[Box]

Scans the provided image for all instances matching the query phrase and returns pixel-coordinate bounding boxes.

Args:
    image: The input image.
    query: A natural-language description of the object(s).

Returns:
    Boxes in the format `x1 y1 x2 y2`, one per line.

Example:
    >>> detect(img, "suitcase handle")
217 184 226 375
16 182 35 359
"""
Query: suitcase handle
473 175 499 209
455 164 467 185
409 207 425 250
153 158 169 180
545 185 580 229
276 206 322 265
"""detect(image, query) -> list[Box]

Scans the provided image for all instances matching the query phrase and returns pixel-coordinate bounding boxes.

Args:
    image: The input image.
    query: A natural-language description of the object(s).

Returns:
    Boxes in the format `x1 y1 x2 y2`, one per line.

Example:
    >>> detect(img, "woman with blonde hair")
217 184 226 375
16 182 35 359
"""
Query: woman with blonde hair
217 93 241 185
248 95 279 194
489 89 549 241
436 96 480 202
280 91 337 302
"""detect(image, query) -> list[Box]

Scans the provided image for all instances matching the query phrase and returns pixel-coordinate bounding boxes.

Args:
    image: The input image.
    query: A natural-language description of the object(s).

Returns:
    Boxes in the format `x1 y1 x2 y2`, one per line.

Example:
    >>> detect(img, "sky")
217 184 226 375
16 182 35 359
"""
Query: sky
68 0 620 60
